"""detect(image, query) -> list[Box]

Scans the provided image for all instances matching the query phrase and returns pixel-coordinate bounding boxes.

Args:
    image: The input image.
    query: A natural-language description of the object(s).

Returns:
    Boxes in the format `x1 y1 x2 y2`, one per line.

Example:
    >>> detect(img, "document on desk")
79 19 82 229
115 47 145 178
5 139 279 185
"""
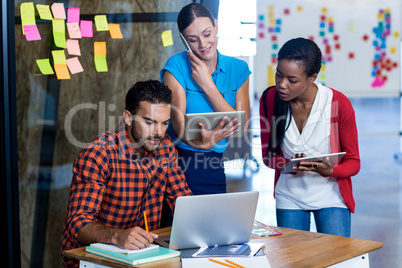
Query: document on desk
181 256 271 268
191 242 265 257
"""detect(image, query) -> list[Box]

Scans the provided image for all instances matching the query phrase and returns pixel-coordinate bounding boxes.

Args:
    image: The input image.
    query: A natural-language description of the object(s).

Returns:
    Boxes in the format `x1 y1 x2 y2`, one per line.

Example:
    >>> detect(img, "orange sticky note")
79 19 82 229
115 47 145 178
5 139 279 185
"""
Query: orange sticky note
54 64 70 79
94 42 106 57
66 57 84 74
108 24 123 39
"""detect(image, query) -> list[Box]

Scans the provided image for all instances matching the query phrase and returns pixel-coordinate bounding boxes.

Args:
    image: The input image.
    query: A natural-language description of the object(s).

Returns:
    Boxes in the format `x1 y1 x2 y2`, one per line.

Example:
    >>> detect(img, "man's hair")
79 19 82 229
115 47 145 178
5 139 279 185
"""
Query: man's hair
125 80 172 115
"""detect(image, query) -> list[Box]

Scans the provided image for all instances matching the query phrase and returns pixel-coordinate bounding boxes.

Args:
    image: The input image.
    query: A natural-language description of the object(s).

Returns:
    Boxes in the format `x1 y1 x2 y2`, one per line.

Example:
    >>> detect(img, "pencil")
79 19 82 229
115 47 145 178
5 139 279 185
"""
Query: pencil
225 259 245 268
143 211 149 232
208 259 238 268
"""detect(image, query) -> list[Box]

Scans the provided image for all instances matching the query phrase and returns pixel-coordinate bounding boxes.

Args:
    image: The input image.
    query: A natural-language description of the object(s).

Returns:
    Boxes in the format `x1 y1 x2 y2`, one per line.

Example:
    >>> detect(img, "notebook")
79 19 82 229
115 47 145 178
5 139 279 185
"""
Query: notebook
155 191 259 250
85 244 180 265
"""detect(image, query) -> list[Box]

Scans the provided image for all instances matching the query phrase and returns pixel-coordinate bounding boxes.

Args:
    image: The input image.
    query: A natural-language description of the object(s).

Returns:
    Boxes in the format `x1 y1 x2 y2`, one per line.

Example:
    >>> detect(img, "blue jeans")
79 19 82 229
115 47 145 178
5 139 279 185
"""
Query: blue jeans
276 207 351 237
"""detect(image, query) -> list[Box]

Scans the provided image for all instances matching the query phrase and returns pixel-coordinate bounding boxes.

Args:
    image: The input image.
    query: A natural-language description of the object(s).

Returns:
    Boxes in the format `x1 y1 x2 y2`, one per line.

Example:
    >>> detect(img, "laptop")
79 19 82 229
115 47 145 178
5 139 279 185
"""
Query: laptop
155 191 259 250
184 111 246 140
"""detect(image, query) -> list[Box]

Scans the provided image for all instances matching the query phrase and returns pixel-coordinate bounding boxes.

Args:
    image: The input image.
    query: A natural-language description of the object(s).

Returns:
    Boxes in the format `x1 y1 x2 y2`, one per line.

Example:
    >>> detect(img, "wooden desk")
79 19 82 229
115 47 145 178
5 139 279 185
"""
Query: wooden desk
65 226 383 268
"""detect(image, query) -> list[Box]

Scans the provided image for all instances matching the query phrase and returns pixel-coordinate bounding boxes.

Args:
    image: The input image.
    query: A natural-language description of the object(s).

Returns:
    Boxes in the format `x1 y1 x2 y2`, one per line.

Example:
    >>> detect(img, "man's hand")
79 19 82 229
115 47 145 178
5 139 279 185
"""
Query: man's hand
113 226 159 250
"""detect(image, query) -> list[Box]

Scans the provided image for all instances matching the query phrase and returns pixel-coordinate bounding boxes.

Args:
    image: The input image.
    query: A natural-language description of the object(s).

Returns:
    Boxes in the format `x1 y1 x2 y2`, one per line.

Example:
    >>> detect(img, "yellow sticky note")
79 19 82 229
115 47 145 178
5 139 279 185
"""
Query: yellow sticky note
390 47 396 54
322 7 328 13
297 6 303 12
66 57 84 74
52 19 67 48
109 24 123 39
394 32 400 38
36 4 53 20
54 64 71 79
94 42 106 57
161 30 173 47
52 50 66 64
36 59 54 75
94 56 108 72
94 15 109 31
21 2 35 22
268 65 275 87
348 21 356 32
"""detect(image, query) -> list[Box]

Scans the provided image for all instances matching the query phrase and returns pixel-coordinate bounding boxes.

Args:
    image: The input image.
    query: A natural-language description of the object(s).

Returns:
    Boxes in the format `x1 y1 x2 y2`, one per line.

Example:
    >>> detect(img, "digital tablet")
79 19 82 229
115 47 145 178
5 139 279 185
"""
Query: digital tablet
280 152 346 173
184 111 246 140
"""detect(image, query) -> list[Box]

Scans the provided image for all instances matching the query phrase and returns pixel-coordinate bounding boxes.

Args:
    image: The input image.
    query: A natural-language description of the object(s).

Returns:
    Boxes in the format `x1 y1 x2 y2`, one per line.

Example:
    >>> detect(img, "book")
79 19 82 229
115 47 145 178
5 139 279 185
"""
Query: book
89 243 159 254
251 220 282 237
86 245 180 265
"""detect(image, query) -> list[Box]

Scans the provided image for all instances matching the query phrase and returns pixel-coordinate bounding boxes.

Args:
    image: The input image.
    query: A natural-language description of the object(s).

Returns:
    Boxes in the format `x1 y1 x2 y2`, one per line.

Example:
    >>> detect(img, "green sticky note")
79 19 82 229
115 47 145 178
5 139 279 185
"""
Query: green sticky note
36 59 54 75
52 50 66 64
52 19 67 48
94 56 108 72
94 15 109 31
21 2 35 22
36 4 53 20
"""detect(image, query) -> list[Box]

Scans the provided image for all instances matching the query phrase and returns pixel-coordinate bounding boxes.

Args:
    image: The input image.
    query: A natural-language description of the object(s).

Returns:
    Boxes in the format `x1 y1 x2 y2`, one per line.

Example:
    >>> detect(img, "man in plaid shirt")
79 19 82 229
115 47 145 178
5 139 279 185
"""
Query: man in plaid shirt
61 80 192 267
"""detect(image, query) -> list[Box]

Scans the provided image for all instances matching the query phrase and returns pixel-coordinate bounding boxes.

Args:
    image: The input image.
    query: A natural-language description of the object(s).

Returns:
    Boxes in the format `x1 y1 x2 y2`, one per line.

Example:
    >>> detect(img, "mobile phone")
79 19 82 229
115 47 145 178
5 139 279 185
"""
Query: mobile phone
179 32 192 53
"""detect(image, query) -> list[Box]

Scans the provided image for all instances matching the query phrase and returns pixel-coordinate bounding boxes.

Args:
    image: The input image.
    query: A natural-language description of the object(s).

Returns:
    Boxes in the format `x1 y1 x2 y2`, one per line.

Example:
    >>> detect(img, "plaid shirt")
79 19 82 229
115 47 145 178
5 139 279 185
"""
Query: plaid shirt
61 120 192 267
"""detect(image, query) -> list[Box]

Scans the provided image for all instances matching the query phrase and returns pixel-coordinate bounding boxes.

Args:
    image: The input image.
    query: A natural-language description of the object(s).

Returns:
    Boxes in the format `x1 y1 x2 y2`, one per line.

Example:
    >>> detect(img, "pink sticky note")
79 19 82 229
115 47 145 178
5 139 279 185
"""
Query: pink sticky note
66 57 84 74
23 25 41 41
67 7 80 23
80 20 93 37
66 39 81 56
67 22 82 39
51 3 66 19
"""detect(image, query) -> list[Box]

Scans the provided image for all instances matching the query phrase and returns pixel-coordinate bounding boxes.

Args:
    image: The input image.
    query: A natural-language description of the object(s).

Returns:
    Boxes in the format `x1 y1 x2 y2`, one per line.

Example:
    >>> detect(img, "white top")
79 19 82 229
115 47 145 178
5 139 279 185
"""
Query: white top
275 82 346 210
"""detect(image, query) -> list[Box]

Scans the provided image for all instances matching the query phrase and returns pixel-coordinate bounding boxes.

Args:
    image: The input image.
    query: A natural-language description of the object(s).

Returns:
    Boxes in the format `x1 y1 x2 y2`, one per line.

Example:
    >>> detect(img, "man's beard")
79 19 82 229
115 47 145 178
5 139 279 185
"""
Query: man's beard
131 127 163 153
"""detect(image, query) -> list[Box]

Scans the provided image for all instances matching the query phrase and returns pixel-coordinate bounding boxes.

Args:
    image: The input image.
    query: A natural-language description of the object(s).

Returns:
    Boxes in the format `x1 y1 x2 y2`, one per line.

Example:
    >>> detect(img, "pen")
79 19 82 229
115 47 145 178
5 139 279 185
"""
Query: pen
208 258 245 268
143 211 149 232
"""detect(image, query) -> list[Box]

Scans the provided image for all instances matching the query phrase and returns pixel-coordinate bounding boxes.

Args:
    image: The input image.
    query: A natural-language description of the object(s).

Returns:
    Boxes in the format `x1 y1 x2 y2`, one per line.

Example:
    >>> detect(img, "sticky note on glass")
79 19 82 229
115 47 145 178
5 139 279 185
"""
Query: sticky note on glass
67 39 81 56
52 19 67 48
23 25 41 41
94 15 109 31
51 3 66 19
67 22 82 39
36 4 53 20
67 7 80 23
94 42 108 72
66 57 84 74
52 50 70 79
21 2 35 25
161 30 173 47
109 24 123 39
80 20 93 37
36 59 54 75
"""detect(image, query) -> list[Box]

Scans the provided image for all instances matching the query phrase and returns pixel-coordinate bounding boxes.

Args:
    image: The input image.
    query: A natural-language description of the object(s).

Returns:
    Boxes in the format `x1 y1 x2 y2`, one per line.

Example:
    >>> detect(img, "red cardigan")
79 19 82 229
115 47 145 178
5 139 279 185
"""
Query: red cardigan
259 86 360 213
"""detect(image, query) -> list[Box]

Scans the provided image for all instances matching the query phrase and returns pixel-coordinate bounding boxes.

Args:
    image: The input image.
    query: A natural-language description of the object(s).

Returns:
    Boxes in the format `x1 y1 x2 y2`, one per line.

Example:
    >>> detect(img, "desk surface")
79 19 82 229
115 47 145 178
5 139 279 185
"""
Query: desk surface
65 226 383 268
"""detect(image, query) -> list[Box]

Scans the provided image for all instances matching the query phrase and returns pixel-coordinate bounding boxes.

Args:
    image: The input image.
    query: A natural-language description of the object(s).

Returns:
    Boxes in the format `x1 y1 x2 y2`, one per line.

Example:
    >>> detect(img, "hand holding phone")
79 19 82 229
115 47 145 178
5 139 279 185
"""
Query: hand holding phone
179 33 192 53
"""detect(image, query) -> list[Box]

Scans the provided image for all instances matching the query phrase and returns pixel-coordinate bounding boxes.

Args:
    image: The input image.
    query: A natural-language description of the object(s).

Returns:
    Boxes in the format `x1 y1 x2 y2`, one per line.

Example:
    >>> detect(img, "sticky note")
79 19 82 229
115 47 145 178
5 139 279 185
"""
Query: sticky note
94 42 108 72
36 59 54 75
36 4 53 20
67 22 82 39
52 50 66 64
80 20 93 37
67 7 80 23
161 30 173 47
66 57 84 74
94 15 109 31
23 25 41 41
268 65 275 87
54 64 70 79
67 39 81 56
21 2 35 24
51 3 66 19
52 19 67 48
108 24 123 39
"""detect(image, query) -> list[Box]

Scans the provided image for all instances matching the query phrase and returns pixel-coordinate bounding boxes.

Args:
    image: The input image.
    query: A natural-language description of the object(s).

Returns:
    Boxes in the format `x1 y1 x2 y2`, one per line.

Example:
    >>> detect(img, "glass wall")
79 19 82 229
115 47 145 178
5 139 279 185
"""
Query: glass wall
14 0 188 266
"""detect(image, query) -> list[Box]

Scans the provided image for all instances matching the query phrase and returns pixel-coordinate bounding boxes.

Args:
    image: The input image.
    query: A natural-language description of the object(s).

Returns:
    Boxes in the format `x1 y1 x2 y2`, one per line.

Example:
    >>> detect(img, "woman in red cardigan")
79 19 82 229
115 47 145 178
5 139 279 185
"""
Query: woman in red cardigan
259 37 360 237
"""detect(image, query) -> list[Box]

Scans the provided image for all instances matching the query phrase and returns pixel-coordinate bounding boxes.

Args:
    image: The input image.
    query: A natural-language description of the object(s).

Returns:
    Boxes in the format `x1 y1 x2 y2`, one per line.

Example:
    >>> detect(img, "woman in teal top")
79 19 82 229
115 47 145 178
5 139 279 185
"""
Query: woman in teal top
160 3 251 195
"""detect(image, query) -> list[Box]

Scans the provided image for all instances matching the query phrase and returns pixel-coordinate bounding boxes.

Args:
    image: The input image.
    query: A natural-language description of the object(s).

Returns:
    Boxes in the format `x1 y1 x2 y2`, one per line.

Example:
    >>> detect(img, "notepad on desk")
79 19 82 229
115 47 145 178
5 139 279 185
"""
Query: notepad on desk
86 243 180 265
182 256 271 268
